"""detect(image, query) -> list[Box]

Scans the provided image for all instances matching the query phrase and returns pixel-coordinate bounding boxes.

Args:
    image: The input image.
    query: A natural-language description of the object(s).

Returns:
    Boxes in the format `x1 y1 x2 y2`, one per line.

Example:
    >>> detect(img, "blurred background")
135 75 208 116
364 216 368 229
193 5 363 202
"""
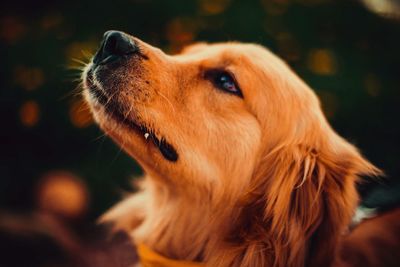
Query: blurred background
0 0 400 265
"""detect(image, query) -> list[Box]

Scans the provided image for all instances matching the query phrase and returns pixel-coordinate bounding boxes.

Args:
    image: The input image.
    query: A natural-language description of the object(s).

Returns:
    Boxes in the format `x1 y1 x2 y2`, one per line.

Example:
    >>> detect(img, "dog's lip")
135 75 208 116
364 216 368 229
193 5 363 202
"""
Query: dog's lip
86 75 152 140
85 69 178 162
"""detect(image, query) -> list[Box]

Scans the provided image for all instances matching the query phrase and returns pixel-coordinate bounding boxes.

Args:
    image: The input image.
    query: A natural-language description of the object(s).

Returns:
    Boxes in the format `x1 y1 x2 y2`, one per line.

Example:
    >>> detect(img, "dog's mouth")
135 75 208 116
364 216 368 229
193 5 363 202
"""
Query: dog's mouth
85 67 178 162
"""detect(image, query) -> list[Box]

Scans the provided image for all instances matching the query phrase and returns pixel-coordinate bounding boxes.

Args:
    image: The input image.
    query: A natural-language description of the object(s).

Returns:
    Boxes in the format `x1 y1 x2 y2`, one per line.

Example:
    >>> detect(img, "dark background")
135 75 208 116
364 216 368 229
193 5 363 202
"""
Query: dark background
1 0 399 223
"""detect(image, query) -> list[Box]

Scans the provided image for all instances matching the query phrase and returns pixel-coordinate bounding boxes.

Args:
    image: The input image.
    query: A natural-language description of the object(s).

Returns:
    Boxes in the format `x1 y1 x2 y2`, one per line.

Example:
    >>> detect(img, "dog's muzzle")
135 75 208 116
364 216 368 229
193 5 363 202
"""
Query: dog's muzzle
86 31 179 163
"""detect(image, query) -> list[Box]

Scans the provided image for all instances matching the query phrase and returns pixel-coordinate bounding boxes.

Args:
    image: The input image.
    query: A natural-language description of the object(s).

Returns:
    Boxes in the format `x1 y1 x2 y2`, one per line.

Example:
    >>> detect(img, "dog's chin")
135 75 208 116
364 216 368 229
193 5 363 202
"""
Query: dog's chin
89 105 162 167
83 66 179 163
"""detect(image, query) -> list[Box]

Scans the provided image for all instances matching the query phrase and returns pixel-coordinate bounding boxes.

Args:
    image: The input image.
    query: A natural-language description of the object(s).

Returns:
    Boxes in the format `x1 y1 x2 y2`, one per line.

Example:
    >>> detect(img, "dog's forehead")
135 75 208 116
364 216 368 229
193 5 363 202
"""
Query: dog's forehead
176 42 273 68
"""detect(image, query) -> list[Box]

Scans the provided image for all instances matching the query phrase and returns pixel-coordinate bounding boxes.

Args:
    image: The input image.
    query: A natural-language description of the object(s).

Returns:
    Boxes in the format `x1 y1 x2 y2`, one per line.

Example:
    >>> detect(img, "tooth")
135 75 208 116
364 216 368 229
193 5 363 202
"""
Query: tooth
144 133 150 140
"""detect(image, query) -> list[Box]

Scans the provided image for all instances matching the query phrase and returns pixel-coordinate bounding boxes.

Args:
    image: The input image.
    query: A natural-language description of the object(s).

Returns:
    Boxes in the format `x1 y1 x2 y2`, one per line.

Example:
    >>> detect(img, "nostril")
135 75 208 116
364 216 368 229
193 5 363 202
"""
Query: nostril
93 31 137 65
104 31 137 56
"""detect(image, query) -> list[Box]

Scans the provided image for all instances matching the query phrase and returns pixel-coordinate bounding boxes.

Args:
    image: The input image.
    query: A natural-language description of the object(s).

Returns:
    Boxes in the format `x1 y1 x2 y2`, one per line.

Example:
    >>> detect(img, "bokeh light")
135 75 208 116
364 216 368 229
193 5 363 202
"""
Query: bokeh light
307 49 337 76
0 16 26 44
364 73 381 97
19 100 40 127
166 17 199 53
40 13 63 31
36 171 89 219
14 65 45 91
198 0 231 15
361 0 400 19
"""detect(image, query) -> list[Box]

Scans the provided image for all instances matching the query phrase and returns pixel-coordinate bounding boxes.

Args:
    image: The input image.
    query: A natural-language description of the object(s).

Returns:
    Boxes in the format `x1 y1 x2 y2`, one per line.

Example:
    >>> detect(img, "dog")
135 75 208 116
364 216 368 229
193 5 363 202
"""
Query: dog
82 31 381 267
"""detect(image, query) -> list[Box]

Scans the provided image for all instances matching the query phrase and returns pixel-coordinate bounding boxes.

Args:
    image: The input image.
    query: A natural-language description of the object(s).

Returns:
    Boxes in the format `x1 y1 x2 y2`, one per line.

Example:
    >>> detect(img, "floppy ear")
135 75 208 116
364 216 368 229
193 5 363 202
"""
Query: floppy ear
254 137 381 267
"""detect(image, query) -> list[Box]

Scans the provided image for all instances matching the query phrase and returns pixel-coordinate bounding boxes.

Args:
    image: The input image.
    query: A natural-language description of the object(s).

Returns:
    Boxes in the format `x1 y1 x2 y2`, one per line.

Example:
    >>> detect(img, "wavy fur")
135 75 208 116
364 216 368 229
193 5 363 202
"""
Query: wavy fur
84 36 381 267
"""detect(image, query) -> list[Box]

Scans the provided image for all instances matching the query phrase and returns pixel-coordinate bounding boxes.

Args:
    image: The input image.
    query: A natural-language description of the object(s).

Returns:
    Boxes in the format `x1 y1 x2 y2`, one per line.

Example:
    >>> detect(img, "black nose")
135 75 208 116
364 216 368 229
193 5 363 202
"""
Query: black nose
93 31 137 65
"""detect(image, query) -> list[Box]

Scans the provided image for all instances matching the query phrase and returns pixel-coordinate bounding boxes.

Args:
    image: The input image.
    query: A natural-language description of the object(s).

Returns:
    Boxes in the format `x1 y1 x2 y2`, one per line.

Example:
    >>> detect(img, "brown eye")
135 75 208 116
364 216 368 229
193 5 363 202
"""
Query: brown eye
205 70 243 97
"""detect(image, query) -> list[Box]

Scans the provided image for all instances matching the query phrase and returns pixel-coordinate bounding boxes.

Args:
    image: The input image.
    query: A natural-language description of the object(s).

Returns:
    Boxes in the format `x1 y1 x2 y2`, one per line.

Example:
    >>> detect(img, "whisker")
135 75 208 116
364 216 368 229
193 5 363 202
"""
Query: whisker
92 132 108 142
82 51 94 61
157 90 175 113
109 136 126 167
70 58 89 66
123 105 135 121
59 83 83 101
105 89 121 106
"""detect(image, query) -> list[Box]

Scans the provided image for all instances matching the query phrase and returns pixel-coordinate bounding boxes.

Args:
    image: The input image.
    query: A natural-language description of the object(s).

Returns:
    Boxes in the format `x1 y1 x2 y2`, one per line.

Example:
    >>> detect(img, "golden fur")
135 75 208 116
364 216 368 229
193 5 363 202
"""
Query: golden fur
83 33 380 267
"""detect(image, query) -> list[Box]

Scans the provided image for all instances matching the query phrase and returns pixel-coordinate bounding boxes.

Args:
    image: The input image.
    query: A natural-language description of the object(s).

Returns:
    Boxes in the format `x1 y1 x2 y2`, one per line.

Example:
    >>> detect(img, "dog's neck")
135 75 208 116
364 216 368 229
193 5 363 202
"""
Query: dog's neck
130 175 280 267
130 158 354 267
131 176 243 263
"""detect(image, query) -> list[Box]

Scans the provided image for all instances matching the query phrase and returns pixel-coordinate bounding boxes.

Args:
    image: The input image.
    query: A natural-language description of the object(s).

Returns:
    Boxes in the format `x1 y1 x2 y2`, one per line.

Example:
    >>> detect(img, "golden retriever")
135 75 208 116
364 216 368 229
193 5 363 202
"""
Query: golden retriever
82 31 380 267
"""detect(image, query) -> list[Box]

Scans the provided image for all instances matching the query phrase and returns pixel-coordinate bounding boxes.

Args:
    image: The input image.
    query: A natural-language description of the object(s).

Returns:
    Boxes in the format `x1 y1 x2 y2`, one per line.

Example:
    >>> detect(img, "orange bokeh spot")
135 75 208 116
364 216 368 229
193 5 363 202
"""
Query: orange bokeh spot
364 73 381 97
166 17 198 51
14 65 45 91
19 100 40 127
307 49 337 76
69 99 93 128
40 14 63 31
0 16 26 44
37 171 89 218
198 0 231 15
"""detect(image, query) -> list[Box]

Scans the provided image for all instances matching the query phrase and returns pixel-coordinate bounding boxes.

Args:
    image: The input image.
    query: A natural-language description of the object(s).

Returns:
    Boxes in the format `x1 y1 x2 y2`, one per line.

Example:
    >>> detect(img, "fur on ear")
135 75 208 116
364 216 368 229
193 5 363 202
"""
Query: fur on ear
223 137 381 267
263 142 380 267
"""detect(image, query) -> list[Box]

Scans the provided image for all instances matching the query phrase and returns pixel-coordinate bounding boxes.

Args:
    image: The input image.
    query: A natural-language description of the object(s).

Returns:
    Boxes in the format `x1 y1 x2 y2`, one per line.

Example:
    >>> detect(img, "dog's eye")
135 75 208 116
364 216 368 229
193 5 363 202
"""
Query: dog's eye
205 70 243 97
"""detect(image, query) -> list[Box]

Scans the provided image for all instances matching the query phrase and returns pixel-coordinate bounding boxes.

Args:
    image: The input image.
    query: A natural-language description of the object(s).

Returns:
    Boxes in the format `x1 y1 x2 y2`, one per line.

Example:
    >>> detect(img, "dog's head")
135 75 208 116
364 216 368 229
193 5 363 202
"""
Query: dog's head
83 31 380 266
83 31 269 193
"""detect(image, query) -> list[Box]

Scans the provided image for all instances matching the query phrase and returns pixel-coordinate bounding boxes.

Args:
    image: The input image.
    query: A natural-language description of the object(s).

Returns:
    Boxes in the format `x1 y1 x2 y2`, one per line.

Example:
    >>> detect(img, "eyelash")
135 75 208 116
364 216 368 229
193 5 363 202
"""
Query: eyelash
204 69 243 98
